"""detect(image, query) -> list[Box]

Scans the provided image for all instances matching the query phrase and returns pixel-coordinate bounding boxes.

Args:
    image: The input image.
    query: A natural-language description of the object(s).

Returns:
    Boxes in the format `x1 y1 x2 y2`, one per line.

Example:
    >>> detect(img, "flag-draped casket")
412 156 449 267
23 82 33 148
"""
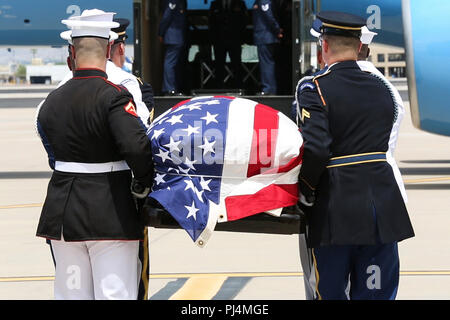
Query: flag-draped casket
146 96 303 246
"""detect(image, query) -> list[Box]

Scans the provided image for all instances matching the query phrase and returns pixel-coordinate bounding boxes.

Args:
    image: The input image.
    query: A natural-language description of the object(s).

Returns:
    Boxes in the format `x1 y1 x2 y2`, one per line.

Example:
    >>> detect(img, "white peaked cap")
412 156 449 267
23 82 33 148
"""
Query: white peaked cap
310 18 322 38
61 9 119 41
360 26 378 45
310 28 321 38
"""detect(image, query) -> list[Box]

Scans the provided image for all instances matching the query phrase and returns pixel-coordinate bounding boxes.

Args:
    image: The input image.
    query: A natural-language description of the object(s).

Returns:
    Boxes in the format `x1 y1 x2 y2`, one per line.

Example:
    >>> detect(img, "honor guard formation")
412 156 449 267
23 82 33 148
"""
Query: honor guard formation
28 5 416 301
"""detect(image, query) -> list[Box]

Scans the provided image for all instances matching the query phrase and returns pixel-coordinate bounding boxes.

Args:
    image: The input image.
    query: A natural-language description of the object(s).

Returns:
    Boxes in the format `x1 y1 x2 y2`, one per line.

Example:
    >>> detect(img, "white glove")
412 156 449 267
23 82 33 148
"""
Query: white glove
299 193 314 207
131 179 150 199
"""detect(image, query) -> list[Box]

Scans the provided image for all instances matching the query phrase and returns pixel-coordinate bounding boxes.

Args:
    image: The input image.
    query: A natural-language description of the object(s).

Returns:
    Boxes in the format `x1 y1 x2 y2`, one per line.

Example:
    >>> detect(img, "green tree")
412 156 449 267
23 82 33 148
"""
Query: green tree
15 65 26 78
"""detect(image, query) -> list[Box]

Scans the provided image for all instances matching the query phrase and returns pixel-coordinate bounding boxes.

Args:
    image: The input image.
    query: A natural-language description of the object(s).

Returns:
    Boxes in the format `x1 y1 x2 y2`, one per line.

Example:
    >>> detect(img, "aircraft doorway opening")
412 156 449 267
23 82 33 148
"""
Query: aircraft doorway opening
134 0 298 97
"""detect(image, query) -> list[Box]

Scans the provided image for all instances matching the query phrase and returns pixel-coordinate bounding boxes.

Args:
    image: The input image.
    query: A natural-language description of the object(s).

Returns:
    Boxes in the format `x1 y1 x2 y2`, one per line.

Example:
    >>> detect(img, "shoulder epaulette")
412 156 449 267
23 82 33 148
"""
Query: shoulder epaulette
312 68 332 107
295 68 331 108
313 67 332 81
295 75 316 95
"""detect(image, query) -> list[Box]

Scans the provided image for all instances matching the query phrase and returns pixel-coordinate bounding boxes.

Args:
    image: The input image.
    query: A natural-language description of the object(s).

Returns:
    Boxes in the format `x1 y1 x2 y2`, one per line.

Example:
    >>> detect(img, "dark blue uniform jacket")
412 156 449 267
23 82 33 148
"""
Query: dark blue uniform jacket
252 0 281 45
296 61 414 247
158 0 188 45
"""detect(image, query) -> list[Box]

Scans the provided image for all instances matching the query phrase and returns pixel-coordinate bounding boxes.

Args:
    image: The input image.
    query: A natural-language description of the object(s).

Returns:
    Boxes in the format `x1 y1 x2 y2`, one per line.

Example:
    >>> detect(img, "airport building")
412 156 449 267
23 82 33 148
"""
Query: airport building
368 43 406 79
25 64 67 84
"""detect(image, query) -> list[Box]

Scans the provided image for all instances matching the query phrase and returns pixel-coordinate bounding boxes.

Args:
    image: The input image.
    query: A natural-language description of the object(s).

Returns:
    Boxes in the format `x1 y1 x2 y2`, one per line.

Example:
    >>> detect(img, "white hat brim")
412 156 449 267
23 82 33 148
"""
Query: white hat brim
310 28 321 38
60 30 118 43
61 19 120 29
360 26 378 44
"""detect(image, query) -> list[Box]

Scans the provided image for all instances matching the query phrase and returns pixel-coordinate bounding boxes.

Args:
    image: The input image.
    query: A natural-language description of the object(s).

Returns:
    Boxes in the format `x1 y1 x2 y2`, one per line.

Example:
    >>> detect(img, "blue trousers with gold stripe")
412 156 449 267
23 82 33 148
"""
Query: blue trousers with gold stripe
311 242 399 300
138 227 150 300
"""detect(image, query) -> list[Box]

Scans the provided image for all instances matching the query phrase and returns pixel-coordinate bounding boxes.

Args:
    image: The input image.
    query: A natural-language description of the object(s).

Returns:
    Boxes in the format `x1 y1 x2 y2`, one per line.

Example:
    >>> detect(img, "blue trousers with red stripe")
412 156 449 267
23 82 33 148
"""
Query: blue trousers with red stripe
311 242 399 300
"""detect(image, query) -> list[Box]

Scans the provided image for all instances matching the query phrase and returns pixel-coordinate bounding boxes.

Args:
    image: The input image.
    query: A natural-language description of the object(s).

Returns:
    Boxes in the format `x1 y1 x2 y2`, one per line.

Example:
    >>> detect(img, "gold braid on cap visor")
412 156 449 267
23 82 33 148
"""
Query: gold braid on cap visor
321 22 362 31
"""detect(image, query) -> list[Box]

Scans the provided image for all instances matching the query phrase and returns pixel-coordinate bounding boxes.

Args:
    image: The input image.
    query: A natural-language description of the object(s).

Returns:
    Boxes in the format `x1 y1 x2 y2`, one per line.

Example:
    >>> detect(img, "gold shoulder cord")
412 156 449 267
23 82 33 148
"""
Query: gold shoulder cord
314 79 327 107
312 69 331 107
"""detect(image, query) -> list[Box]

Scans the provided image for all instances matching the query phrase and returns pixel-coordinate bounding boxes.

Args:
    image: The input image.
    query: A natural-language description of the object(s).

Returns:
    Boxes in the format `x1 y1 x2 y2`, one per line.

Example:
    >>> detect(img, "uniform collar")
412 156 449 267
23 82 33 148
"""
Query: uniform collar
73 68 107 79
328 60 359 71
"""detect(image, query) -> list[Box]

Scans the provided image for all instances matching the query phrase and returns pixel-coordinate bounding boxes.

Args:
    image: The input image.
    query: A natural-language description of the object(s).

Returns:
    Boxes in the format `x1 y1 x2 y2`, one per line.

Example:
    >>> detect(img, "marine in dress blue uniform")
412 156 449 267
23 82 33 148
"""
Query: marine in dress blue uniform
56 20 152 299
252 0 282 94
158 0 188 94
295 11 414 300
36 9 154 300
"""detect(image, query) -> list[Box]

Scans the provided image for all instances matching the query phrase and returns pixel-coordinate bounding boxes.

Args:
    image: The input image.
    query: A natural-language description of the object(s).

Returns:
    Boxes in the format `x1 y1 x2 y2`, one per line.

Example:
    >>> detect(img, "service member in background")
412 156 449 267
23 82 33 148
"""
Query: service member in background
252 0 283 95
295 11 414 300
356 26 408 205
273 0 293 94
110 18 155 120
35 9 154 300
208 0 248 89
158 0 188 95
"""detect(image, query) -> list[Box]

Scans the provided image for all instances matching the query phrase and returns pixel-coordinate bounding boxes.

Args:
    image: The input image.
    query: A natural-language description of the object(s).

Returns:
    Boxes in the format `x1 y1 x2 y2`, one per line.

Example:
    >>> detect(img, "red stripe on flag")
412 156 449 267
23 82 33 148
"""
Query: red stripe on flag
171 99 193 110
247 104 279 177
276 144 304 173
225 184 298 221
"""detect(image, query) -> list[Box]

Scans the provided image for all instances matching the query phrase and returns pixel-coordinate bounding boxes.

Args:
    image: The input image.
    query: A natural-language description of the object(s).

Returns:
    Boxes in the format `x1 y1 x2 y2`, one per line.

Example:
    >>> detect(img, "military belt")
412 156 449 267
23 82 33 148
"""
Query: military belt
326 152 387 168
55 160 130 173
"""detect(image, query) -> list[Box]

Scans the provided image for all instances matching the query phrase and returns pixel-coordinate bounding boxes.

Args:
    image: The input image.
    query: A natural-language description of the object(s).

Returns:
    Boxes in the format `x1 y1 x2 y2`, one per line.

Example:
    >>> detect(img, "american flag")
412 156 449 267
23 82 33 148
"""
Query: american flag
147 96 303 247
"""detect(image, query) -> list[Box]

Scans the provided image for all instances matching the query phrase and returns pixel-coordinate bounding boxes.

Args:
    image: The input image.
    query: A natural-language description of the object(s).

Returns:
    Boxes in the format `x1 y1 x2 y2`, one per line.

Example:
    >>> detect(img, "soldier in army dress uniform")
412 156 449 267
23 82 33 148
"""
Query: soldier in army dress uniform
295 11 414 300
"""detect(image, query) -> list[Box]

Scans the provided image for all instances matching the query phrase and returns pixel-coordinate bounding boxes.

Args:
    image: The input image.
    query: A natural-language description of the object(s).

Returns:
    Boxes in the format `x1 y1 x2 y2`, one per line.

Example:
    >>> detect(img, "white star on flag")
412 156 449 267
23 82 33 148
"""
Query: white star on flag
185 201 199 220
184 179 195 192
184 179 204 203
194 189 204 203
151 128 165 140
163 136 182 153
155 149 171 163
167 167 180 174
200 176 212 191
198 137 216 155
184 157 197 170
175 103 202 112
155 173 166 185
202 99 220 105
166 114 184 125
182 124 200 136
200 111 219 125
178 166 191 175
